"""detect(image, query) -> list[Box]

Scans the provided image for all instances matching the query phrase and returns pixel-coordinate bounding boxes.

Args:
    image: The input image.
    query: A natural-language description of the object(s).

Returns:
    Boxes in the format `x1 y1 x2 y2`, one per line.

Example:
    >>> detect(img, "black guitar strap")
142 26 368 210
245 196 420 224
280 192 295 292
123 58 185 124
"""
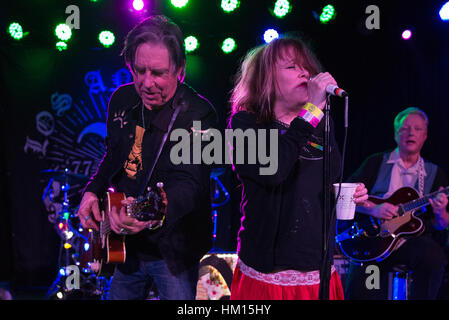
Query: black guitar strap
138 90 186 197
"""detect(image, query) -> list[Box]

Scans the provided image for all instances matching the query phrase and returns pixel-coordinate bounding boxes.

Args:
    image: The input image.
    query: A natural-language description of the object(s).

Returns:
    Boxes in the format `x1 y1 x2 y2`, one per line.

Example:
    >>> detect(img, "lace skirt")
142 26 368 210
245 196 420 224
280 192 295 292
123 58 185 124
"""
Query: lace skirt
230 259 344 300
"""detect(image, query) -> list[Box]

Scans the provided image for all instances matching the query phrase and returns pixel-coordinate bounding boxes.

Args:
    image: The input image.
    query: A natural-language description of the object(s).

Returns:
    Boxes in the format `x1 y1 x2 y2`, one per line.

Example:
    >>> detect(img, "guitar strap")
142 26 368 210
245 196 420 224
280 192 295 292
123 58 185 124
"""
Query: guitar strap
138 90 186 197
417 157 425 197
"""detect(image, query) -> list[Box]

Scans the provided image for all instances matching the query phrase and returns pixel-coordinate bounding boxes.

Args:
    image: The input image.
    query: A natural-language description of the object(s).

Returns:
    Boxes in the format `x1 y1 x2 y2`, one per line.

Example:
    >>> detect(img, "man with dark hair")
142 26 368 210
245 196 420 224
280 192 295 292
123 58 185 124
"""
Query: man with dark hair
77 15 217 300
344 107 449 300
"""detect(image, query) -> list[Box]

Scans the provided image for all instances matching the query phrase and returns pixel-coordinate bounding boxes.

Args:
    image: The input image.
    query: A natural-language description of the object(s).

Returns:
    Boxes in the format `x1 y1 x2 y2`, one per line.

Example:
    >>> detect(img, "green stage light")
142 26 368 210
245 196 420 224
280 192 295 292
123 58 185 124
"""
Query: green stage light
185 36 198 53
221 38 236 53
55 23 72 41
221 0 240 13
171 0 188 8
8 22 23 40
99 30 115 47
320 4 336 24
56 41 67 51
273 0 291 18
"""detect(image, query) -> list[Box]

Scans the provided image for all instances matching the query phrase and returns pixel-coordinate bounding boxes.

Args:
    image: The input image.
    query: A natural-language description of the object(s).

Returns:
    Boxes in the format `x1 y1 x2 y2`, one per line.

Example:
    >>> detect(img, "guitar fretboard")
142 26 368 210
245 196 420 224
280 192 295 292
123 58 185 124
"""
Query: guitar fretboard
402 187 449 214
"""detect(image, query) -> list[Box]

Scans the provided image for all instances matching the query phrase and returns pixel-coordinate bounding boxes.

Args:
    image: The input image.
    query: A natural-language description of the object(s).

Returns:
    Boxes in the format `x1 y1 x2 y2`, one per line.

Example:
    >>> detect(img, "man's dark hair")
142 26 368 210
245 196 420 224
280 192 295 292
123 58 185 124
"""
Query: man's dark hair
121 15 186 81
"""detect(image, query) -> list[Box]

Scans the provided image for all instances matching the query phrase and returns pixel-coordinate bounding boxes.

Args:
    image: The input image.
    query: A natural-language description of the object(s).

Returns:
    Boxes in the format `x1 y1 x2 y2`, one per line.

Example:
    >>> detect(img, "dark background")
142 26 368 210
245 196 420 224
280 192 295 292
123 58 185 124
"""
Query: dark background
1 0 449 295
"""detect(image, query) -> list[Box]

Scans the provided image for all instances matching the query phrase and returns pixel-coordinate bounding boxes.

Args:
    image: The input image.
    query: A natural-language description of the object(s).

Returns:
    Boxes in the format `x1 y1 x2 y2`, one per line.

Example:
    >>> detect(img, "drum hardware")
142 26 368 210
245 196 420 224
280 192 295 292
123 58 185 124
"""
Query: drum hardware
42 168 110 299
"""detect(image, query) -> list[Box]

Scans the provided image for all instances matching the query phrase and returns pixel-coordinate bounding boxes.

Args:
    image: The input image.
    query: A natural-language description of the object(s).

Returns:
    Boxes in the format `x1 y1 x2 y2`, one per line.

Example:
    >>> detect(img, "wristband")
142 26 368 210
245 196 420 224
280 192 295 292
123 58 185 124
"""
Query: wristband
303 102 324 119
298 103 323 128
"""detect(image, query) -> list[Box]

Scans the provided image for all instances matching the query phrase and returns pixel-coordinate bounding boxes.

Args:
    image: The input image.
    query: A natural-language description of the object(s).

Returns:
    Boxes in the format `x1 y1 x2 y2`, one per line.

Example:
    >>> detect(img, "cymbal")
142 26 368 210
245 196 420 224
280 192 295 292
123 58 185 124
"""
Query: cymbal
41 169 89 184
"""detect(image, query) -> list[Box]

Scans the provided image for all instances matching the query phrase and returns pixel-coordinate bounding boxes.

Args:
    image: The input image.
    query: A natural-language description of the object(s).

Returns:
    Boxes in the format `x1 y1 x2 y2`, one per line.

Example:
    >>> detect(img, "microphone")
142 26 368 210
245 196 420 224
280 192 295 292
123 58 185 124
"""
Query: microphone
326 84 348 97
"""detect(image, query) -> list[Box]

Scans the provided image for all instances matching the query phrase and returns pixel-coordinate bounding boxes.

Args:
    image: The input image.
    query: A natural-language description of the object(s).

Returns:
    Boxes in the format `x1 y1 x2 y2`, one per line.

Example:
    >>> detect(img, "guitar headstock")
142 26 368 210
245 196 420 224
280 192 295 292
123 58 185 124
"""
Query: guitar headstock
128 182 167 222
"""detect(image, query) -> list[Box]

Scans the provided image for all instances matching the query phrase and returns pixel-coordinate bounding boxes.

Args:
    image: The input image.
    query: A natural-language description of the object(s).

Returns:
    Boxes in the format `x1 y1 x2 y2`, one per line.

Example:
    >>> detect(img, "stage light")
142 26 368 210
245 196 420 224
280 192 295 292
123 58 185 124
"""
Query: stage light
402 30 412 40
263 29 279 43
132 0 144 11
185 36 199 53
64 231 74 240
320 4 336 24
440 2 449 20
99 30 115 47
171 0 188 8
221 37 236 53
55 23 72 41
8 22 23 40
56 42 68 51
273 0 291 18
221 0 240 13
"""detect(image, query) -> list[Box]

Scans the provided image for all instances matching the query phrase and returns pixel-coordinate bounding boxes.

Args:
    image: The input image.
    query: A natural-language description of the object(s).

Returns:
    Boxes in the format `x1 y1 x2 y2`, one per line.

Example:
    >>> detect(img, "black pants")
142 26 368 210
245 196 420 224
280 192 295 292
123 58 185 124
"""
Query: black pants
344 234 447 300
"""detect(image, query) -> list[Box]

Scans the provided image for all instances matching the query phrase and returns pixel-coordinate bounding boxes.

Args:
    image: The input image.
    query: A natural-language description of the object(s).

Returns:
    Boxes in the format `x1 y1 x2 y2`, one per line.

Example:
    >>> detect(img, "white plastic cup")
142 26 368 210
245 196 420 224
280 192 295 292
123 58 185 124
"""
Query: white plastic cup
333 183 358 220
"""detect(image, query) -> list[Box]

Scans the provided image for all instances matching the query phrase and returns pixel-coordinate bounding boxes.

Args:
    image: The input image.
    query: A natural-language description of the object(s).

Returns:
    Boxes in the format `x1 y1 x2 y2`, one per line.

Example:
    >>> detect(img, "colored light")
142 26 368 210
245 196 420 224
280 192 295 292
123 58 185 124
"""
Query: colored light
273 0 291 18
58 222 64 230
263 29 279 43
132 0 144 11
64 243 72 249
221 38 236 53
402 30 412 40
59 268 66 276
171 0 188 8
56 42 67 51
55 23 72 41
8 22 23 40
99 30 115 47
221 0 240 13
440 2 449 20
185 36 199 52
84 243 90 251
320 4 336 24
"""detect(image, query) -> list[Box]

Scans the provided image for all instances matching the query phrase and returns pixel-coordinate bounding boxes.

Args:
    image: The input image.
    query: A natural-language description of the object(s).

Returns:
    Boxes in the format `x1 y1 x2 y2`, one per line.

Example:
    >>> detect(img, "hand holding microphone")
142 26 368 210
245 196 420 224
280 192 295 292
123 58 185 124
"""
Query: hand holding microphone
308 72 347 110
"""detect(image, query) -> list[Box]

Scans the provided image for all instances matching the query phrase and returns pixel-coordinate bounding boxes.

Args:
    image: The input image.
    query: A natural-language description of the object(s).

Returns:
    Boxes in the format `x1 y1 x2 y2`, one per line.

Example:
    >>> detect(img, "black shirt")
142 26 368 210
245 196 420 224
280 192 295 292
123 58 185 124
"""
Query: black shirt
230 111 341 272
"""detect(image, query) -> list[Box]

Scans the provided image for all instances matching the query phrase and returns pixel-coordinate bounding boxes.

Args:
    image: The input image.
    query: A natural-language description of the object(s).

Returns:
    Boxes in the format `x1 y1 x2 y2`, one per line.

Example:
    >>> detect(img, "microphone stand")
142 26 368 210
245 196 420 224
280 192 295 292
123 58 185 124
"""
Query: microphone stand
319 95 332 300
319 94 349 300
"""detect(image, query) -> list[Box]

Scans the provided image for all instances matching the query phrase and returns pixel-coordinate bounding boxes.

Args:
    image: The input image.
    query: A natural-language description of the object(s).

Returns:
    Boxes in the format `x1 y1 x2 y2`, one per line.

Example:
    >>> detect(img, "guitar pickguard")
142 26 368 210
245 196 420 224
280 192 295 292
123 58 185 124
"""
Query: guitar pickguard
379 211 413 237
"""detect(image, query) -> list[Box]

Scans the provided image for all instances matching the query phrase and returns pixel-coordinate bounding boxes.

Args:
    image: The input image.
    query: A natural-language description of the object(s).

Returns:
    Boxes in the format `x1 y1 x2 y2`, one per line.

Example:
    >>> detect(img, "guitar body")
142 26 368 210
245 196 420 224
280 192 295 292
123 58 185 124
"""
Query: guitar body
79 184 167 276
336 187 425 263
81 192 127 276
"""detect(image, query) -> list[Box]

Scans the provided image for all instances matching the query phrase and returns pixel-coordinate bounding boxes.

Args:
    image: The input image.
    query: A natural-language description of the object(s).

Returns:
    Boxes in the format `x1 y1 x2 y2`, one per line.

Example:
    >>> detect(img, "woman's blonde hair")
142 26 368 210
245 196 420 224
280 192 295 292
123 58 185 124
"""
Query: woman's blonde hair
230 36 323 123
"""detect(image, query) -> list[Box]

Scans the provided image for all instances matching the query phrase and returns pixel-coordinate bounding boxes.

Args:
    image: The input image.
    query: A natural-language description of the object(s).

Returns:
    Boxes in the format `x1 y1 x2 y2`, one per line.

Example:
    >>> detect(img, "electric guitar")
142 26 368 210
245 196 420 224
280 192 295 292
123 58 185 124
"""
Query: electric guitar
336 186 449 263
80 182 167 276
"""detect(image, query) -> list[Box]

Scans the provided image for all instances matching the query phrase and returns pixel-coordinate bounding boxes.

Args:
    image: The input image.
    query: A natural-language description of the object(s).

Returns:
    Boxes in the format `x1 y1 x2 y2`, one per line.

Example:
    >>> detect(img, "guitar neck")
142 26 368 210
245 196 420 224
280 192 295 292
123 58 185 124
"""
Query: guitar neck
402 187 449 214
